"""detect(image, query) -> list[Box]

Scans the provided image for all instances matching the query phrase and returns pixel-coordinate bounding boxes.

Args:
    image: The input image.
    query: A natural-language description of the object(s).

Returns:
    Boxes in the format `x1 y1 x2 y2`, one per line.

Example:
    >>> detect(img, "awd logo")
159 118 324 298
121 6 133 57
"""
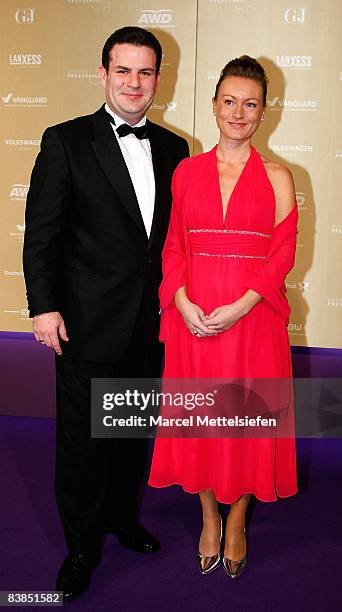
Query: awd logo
10 184 29 200
15 8 35 23
138 9 173 27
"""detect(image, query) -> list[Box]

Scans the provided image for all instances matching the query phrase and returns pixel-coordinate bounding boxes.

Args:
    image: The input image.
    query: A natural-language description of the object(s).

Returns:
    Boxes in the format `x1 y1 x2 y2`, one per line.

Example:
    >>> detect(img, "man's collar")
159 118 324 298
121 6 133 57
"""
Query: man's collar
104 103 146 128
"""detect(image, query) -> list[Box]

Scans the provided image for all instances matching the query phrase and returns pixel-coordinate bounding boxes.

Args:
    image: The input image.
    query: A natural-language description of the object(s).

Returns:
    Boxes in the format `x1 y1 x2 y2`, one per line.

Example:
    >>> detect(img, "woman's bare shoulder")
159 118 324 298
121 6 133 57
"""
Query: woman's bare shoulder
260 154 294 187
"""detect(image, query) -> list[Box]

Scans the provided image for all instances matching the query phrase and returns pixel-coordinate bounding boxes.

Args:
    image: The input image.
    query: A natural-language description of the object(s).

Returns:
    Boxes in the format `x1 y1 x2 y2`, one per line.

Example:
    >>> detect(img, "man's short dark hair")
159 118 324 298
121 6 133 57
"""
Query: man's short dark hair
102 26 162 74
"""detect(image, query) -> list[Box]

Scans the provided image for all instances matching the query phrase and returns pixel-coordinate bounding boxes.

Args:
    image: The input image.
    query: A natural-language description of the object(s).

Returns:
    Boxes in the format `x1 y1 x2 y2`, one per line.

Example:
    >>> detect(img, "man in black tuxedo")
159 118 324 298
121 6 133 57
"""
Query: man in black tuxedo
23 27 189 600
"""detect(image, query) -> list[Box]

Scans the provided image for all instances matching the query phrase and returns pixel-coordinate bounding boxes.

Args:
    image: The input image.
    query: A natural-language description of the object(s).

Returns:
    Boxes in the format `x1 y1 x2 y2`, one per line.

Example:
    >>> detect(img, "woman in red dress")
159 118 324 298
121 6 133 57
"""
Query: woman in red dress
148 56 298 578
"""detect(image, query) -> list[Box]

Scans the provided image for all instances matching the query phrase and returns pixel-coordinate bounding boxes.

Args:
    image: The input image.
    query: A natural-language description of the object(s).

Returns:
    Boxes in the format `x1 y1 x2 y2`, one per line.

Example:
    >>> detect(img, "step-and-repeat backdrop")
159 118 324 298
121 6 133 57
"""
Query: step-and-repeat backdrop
1 0 341 348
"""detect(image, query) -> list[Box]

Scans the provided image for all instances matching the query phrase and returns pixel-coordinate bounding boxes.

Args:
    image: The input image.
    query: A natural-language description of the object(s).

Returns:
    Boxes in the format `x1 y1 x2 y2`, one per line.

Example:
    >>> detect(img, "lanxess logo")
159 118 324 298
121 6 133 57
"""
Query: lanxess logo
9 54 42 66
276 55 312 69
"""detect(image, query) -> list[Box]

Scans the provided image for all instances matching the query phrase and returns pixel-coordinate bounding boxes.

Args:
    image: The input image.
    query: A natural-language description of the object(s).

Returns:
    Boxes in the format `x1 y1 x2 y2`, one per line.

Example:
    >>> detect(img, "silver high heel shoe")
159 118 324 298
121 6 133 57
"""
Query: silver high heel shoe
198 516 222 575
223 527 247 579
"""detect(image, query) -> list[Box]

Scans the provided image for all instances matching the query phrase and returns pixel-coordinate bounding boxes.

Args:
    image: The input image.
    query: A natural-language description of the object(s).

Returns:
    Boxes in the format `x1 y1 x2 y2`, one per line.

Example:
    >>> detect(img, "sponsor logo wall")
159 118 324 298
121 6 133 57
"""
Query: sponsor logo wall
1 0 341 350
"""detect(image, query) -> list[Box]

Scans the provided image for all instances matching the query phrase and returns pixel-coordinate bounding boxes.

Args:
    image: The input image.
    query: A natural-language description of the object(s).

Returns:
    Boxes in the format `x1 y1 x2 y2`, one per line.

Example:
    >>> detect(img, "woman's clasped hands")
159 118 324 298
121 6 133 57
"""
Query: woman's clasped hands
175 287 244 338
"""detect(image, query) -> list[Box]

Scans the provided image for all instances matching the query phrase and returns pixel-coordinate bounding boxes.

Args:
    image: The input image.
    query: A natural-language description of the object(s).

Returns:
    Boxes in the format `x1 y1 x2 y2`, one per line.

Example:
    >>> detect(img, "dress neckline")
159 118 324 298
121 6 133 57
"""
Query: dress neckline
212 144 255 226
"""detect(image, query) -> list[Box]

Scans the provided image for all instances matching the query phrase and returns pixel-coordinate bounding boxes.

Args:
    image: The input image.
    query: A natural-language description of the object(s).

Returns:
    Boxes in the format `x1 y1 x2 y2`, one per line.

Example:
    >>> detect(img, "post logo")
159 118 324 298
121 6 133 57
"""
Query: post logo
138 9 173 27
284 8 305 23
15 8 35 23
286 281 309 291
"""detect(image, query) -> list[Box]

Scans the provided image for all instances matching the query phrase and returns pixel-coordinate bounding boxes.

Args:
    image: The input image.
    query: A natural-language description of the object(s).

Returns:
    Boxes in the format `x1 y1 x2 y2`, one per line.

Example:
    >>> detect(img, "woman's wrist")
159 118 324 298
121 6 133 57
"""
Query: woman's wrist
236 290 262 317
175 287 189 310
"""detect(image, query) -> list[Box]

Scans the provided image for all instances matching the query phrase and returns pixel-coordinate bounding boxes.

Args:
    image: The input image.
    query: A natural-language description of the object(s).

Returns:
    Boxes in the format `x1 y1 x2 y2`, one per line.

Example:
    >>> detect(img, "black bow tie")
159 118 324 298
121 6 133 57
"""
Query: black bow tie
116 122 149 139
106 112 148 140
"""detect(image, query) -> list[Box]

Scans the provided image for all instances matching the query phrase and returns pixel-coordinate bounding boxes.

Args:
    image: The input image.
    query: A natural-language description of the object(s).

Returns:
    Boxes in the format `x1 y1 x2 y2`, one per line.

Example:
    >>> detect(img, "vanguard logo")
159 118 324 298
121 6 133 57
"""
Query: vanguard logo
9 184 29 200
276 55 312 69
2 93 47 106
15 8 35 23
267 97 317 111
9 54 42 65
138 9 173 27
284 8 305 23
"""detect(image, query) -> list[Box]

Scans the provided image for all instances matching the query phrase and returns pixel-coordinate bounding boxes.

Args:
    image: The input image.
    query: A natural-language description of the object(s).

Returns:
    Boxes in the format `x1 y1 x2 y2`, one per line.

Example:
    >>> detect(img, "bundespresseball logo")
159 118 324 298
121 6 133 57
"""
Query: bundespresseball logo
15 8 35 23
276 55 312 69
284 8 305 23
138 9 174 27
327 298 342 307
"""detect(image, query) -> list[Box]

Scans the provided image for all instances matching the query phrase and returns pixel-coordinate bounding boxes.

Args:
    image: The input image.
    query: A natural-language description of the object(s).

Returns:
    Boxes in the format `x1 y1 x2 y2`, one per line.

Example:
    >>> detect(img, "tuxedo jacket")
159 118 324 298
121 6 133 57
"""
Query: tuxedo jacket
23 104 189 362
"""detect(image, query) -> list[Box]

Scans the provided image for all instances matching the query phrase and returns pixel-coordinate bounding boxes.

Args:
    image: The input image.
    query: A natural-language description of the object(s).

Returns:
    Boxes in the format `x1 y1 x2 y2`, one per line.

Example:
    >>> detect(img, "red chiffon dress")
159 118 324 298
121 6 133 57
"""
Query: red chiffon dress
148 145 298 503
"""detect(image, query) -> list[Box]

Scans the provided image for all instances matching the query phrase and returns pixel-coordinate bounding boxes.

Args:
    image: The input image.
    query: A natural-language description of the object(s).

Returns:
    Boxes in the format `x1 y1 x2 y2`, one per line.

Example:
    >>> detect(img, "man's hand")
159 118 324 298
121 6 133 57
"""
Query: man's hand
33 311 69 355
175 288 217 338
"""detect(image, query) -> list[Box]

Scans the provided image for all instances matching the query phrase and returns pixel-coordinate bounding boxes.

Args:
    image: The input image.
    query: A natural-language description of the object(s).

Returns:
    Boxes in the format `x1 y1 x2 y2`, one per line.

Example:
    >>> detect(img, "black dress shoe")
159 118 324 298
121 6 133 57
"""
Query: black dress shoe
106 521 160 553
56 552 100 601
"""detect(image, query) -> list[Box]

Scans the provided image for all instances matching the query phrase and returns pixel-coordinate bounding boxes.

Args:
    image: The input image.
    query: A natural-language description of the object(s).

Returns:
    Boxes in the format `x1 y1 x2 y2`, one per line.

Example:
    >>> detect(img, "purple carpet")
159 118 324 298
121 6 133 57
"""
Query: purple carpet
0 415 341 611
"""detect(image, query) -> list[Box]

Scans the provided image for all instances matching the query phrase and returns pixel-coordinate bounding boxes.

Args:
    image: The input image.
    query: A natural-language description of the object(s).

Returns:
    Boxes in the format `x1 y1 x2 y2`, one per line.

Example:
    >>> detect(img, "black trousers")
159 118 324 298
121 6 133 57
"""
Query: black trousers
55 302 163 557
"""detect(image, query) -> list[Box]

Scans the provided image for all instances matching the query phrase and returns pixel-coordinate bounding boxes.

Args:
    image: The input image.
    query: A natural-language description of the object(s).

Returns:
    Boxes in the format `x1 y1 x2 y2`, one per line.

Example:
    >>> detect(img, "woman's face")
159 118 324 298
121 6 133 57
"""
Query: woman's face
212 76 264 142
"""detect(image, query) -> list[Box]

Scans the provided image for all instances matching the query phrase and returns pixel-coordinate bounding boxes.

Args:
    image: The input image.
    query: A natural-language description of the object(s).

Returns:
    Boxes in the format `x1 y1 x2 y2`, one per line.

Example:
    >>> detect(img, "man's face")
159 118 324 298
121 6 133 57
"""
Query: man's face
99 43 160 125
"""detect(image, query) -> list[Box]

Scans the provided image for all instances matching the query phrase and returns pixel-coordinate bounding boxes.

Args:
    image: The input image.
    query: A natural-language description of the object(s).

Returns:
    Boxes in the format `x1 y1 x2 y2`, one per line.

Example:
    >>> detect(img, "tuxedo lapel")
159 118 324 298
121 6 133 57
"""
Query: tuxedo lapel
91 106 147 238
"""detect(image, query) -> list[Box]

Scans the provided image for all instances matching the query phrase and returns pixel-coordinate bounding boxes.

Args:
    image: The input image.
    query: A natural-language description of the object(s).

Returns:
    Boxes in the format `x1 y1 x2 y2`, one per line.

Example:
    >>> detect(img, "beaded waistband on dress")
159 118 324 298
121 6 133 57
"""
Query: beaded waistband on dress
188 228 270 259
188 228 272 239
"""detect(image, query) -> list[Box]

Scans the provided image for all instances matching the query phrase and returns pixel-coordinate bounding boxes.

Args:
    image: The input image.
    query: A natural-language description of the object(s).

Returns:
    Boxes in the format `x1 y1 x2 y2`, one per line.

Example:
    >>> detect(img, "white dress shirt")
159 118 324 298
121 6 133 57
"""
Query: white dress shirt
105 103 155 237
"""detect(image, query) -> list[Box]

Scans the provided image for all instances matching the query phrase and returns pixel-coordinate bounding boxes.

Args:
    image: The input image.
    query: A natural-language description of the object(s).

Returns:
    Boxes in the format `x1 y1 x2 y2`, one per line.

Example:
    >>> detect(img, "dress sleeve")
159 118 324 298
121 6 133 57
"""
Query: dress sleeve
244 204 298 323
159 157 190 311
